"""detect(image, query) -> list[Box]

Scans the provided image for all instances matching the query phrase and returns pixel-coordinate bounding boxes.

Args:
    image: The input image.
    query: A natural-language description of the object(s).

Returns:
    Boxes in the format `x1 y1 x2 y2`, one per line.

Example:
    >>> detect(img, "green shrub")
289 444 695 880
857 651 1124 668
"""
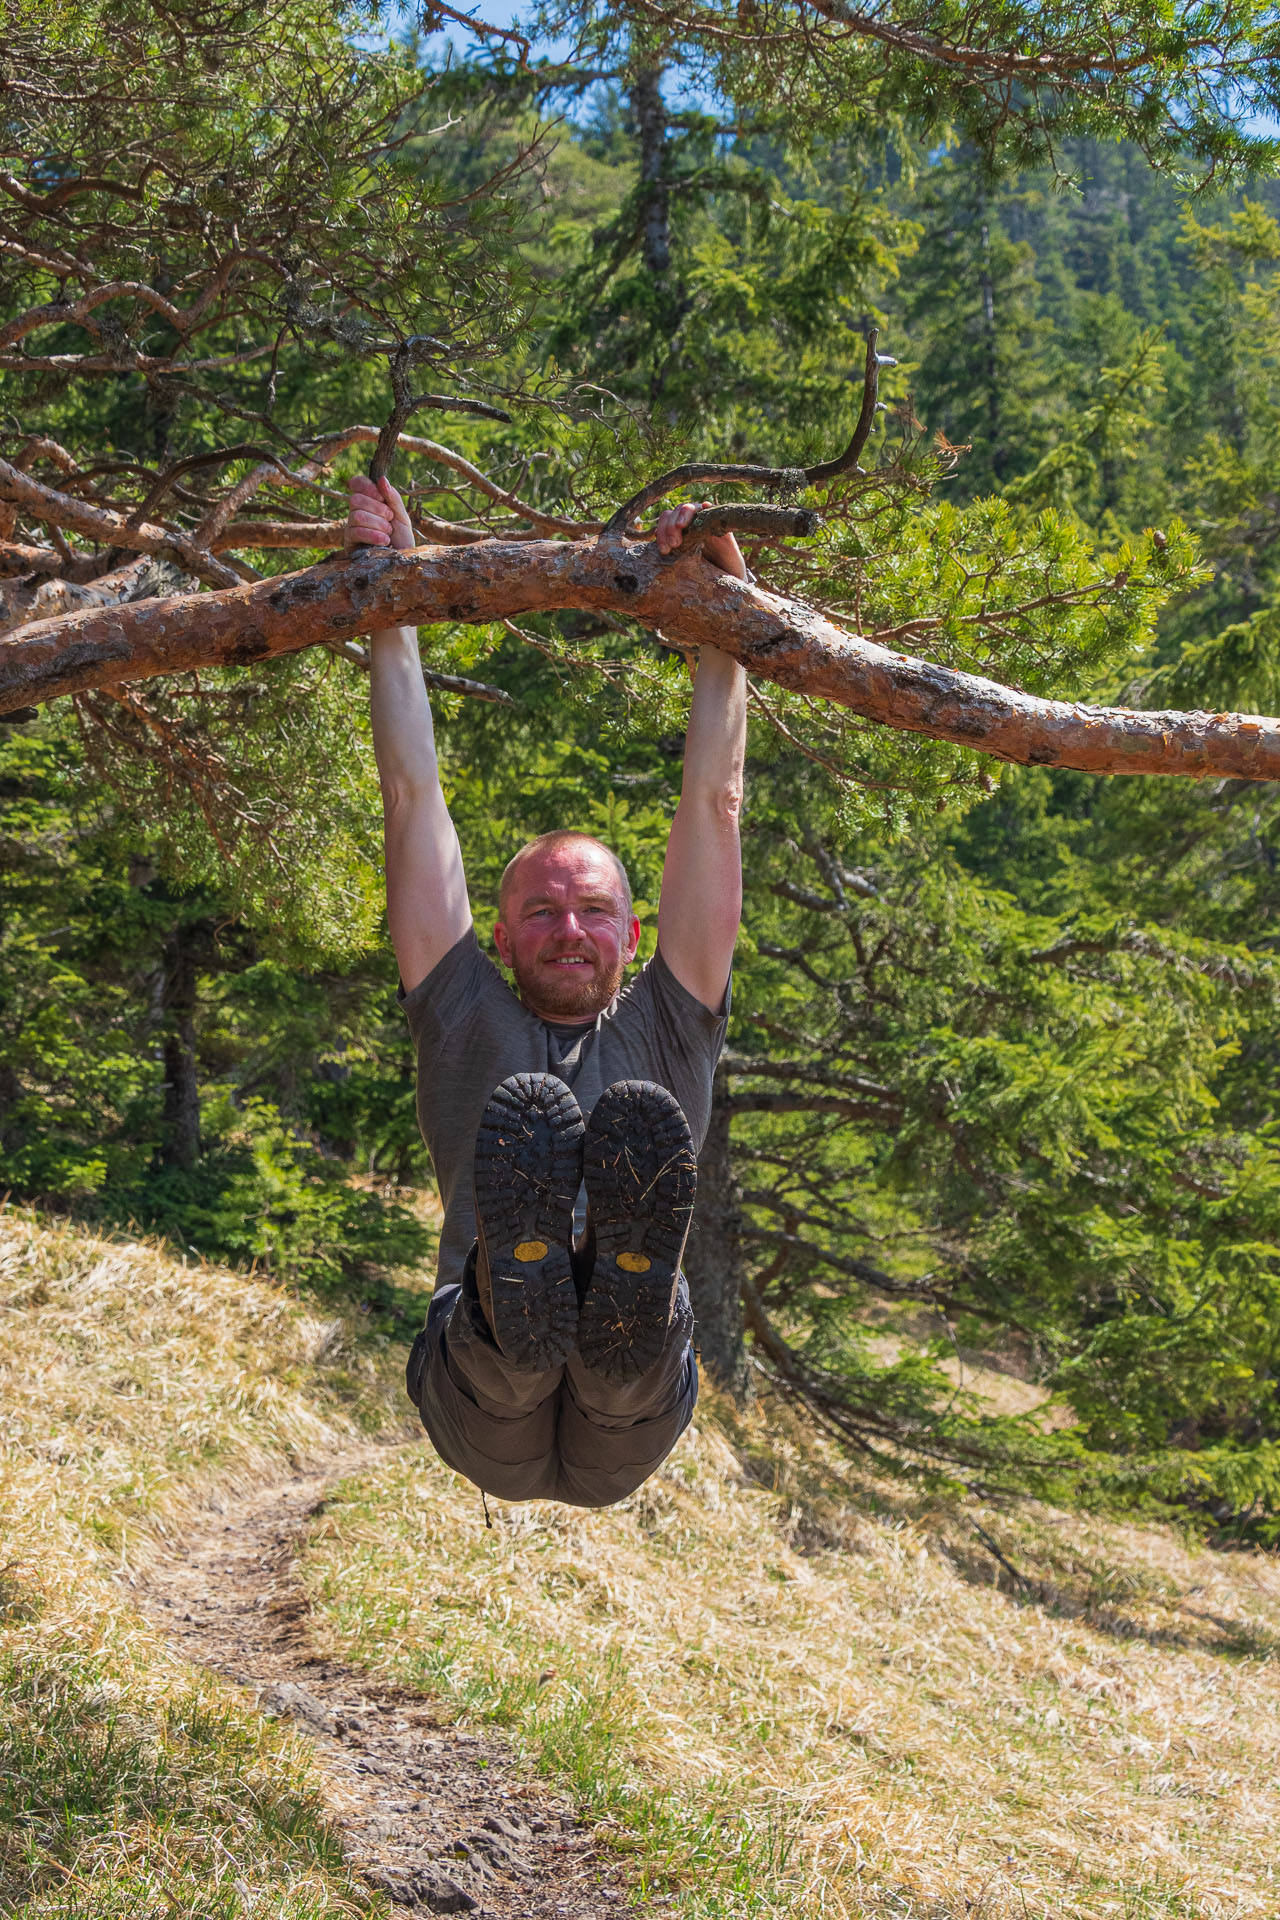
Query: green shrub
112 1093 433 1301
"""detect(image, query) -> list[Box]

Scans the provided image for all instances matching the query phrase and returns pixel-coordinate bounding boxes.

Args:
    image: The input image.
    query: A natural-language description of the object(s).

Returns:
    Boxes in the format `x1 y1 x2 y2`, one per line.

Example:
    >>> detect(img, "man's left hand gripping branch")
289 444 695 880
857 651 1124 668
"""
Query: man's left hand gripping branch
348 476 746 1509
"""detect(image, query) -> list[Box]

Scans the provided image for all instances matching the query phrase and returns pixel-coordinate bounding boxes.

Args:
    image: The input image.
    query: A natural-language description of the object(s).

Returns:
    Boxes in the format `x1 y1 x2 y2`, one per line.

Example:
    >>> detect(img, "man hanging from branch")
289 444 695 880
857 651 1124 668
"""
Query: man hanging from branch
347 474 746 1507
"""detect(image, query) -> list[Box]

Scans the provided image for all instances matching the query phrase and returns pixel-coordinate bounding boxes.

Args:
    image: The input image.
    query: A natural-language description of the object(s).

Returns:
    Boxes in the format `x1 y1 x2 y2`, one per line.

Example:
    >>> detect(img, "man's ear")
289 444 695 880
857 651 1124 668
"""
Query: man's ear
624 913 641 962
493 920 513 968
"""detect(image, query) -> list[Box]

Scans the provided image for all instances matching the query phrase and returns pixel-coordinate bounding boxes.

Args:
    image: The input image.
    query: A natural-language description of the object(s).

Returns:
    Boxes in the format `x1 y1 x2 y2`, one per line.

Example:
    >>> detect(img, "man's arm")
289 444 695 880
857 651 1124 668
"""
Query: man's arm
654 503 748 1013
347 477 472 994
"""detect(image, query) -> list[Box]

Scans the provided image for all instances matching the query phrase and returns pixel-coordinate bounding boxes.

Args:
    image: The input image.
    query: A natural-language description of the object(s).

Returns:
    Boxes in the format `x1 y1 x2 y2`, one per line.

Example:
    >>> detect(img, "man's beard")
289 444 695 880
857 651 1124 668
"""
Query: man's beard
512 948 626 1019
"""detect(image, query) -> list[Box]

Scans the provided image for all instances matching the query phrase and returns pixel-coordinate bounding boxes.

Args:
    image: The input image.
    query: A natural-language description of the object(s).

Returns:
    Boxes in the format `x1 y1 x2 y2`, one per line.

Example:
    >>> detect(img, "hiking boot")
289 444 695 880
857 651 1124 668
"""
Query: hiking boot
472 1072 585 1372
576 1080 697 1383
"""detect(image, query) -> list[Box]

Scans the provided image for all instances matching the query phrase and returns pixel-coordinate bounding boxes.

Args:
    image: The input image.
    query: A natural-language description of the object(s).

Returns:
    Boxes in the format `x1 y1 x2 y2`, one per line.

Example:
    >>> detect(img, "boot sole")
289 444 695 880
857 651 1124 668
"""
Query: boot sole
578 1081 697 1383
473 1072 585 1372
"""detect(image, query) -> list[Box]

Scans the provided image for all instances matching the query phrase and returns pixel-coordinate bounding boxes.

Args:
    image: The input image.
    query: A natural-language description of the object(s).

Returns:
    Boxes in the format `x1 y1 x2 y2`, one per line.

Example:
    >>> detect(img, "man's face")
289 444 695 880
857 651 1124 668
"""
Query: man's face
494 843 640 1021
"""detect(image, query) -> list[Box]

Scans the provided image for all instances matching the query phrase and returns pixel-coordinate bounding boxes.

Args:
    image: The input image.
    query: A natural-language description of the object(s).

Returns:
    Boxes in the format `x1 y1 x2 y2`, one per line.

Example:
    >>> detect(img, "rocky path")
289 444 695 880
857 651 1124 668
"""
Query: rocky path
126 1451 630 1918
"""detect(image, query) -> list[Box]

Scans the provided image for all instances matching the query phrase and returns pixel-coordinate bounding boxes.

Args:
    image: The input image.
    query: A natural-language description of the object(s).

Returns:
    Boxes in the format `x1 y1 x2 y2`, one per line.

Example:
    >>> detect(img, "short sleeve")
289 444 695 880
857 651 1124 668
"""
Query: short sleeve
650 944 732 1031
398 929 509 1057
606 946 731 1151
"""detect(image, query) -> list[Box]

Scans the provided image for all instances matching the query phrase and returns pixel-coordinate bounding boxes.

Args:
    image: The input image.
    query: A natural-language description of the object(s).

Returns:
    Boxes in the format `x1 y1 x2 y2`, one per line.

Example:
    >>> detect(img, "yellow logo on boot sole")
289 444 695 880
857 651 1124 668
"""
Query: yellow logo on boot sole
616 1251 652 1273
514 1240 548 1262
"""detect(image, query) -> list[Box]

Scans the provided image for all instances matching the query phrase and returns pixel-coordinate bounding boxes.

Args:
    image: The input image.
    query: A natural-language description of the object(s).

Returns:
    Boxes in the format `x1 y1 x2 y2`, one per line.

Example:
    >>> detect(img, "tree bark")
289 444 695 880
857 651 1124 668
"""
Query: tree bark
5 536 1280 781
686 1067 751 1399
160 924 201 1172
0 553 192 638
633 65 671 276
977 189 1002 482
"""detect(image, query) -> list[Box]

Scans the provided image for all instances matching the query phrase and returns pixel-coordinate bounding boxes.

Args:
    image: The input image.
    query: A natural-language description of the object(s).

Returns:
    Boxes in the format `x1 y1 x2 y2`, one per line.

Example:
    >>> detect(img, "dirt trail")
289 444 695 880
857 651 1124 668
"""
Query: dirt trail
127 1449 630 1918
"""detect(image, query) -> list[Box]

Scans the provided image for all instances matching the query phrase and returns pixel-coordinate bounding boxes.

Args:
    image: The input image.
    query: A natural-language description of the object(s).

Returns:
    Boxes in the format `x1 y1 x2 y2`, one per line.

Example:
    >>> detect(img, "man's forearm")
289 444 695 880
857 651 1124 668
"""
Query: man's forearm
655 643 746 1007
681 644 747 811
368 624 441 793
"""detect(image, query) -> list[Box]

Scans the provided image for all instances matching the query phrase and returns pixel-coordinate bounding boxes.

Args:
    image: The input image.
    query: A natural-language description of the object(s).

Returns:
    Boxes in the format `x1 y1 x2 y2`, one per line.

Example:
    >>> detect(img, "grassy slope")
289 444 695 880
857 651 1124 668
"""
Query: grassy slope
0 1205 423 1918
300 1414 1280 1920
6 1204 1280 1919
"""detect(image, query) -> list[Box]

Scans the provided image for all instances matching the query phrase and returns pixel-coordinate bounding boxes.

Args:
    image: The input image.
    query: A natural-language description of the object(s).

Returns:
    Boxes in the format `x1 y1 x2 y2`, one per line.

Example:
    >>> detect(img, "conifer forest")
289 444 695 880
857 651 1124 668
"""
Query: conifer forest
9 0 1280 1529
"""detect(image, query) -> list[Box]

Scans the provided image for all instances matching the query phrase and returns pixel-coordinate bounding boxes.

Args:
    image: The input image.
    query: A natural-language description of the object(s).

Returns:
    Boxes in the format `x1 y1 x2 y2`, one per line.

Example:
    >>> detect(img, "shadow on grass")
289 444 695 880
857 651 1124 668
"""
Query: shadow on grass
719 1391 1280 1669
934 1540 1280 1661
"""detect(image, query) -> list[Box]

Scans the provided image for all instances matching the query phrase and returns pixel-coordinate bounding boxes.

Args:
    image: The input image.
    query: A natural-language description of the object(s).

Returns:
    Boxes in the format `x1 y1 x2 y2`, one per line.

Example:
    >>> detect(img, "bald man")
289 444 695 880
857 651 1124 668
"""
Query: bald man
347 478 745 1509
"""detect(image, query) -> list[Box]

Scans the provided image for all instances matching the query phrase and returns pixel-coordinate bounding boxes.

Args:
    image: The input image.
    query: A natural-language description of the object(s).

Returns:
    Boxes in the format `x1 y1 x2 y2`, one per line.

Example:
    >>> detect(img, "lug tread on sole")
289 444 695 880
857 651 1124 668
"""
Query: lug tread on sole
473 1073 585 1372
578 1081 696 1383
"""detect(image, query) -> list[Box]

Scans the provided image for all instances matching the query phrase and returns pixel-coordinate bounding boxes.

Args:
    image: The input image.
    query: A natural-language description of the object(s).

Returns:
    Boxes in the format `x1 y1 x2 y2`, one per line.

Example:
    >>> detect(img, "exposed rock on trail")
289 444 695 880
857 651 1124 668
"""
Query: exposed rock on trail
126 1453 629 1918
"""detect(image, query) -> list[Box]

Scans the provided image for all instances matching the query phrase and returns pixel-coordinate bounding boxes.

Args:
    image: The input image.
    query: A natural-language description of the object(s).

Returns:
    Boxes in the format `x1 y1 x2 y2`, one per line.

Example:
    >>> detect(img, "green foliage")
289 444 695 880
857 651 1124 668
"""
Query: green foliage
546 114 912 434
12 0 1280 1521
541 0 1280 166
115 1092 433 1302
71 658 388 966
0 711 427 1304
0 726 157 1201
732 821 1280 1506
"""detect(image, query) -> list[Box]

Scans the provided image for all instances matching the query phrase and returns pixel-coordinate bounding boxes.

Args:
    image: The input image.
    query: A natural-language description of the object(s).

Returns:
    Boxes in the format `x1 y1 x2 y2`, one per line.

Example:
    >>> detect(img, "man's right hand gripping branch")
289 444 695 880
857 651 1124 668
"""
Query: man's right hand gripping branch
348 474 746 1511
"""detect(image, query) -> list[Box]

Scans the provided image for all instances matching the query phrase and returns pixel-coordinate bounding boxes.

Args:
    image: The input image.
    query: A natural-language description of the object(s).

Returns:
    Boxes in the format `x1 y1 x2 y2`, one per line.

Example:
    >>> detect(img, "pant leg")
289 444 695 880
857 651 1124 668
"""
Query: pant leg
407 1277 567 1503
553 1275 699 1507
407 1271 699 1511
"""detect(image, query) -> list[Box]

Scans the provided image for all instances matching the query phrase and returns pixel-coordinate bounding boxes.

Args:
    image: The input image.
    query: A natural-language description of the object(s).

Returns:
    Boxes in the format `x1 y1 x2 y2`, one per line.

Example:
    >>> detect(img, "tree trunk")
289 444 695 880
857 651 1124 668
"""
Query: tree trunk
977 192 1002 481
160 924 201 1171
0 1058 20 1157
633 64 671 276
686 1066 752 1400
7 536 1280 782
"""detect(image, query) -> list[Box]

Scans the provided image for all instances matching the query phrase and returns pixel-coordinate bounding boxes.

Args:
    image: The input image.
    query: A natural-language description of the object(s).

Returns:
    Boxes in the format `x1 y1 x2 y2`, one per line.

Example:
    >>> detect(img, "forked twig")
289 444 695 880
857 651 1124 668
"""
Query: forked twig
603 330 888 536
368 340 512 486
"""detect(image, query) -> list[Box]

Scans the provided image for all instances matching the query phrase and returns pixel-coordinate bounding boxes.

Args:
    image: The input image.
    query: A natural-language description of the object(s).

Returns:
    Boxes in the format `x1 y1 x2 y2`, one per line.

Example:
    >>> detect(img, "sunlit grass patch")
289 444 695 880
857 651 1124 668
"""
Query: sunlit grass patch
8 1198 1280 1918
0 1204 429 1916
0 1611 377 1918
0 1204 416 1562
300 1400 1280 1919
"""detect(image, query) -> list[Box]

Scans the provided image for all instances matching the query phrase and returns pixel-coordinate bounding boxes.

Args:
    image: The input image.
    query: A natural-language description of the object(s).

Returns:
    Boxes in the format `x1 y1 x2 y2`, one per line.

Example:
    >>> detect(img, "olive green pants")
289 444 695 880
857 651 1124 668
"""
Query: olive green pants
406 1261 697 1509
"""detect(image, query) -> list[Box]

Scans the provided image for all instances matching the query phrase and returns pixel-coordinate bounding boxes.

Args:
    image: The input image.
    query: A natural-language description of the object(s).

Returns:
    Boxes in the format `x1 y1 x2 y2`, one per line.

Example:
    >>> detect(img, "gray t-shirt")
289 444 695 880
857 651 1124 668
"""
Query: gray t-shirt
401 931 730 1284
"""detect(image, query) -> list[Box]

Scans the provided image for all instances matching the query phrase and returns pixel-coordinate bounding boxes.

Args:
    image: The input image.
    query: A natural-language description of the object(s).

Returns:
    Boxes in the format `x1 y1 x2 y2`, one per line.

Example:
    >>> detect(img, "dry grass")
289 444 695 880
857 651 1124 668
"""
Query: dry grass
0 1203 412 1566
7 1200 1280 1918
299 1397 1280 1920
0 1203 425 1916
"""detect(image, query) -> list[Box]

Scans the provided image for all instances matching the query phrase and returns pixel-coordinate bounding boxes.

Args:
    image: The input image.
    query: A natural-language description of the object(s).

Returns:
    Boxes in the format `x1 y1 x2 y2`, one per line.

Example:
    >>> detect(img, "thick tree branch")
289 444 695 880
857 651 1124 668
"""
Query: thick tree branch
682 504 820 548
0 553 192 639
741 1226 929 1299
721 1053 899 1100
4 538 1280 784
0 458 241 588
0 542 63 577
